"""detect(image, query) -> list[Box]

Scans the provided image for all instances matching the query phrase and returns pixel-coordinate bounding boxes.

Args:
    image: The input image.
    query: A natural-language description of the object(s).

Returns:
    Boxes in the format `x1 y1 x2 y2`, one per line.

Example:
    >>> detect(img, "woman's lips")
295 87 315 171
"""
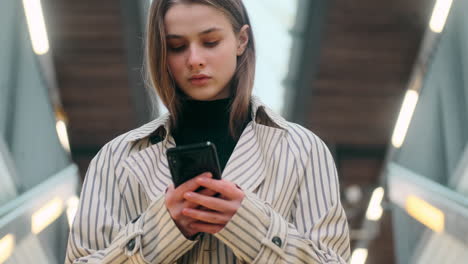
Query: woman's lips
189 76 211 86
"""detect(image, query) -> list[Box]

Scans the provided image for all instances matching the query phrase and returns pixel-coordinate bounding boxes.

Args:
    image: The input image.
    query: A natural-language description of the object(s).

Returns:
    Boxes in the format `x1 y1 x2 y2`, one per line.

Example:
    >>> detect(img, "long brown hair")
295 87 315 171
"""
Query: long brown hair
143 0 256 139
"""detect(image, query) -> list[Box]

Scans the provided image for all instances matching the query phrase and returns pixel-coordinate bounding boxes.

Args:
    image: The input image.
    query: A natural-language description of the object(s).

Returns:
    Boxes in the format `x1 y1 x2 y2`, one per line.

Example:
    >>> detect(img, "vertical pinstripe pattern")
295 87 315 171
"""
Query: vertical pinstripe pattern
65 97 350 263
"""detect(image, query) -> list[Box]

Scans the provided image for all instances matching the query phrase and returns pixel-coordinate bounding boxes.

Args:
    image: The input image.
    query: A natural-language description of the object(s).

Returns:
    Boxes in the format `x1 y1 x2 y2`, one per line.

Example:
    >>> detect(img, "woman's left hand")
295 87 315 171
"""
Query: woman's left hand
181 177 245 234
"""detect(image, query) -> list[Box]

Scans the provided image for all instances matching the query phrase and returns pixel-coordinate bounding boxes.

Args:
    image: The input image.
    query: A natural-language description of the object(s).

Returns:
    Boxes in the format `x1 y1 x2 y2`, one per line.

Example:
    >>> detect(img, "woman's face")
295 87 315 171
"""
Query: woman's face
164 3 248 101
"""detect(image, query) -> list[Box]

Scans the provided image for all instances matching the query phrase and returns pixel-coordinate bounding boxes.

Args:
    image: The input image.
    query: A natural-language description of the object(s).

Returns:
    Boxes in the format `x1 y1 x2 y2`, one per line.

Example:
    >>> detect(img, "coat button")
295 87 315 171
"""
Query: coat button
272 236 282 247
127 239 136 251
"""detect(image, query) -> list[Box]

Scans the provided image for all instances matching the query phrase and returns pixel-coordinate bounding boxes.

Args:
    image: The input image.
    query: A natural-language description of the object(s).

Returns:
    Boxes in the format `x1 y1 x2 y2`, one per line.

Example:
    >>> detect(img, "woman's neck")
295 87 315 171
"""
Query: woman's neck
178 97 232 129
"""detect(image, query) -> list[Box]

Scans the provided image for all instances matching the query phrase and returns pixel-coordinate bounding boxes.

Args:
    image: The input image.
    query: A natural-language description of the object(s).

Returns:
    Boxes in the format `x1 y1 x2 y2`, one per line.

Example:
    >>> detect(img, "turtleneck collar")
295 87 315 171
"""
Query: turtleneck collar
179 98 232 128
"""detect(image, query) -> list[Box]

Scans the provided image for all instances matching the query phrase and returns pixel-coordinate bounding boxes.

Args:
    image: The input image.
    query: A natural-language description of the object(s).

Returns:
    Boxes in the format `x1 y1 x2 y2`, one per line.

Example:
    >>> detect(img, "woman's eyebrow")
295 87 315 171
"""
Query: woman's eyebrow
199 27 222 35
166 27 222 39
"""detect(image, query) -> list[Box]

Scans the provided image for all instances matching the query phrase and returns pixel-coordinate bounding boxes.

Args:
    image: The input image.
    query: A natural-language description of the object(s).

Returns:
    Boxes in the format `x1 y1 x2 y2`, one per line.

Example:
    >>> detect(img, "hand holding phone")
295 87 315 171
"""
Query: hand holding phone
165 142 229 238
164 173 217 239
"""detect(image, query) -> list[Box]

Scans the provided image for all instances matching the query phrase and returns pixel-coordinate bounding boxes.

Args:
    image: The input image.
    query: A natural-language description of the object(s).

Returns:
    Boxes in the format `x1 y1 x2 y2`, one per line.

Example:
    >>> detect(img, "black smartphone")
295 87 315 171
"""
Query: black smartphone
166 141 222 187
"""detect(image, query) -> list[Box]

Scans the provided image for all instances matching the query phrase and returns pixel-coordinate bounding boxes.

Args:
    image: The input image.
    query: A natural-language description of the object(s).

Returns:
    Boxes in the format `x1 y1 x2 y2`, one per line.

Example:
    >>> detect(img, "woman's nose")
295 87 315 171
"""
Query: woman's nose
187 45 205 70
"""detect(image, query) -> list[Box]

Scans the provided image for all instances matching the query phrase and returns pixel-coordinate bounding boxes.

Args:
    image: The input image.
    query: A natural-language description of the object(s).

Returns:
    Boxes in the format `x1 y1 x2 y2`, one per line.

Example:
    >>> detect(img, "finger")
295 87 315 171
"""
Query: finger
174 172 212 197
182 208 230 224
198 205 214 211
183 199 205 210
182 186 217 209
195 178 243 200
184 192 233 212
190 222 224 234
198 187 218 197
182 187 218 209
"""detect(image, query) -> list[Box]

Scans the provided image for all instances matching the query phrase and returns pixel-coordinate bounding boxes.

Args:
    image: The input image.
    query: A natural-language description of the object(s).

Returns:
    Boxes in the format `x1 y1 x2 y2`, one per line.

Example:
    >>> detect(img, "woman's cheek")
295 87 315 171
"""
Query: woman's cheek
168 58 185 82
168 58 179 72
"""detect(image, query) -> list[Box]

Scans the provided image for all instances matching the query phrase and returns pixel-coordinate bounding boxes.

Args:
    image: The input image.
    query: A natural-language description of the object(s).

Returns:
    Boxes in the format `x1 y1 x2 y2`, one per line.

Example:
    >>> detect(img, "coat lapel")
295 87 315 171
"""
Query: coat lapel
122 136 176 202
222 122 285 193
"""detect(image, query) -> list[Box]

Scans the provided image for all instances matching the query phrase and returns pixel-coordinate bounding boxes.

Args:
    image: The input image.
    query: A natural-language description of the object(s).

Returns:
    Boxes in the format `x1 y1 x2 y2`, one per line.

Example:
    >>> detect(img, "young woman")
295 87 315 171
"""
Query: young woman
65 0 351 263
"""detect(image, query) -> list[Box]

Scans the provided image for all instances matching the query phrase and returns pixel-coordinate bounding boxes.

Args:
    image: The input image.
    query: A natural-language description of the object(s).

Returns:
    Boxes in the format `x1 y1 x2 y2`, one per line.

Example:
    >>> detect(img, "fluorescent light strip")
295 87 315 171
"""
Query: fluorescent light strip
66 196 80 228
350 248 368 264
405 195 445 233
366 187 384 221
429 0 454 33
391 89 419 148
22 0 50 55
0 234 15 264
56 120 71 153
31 197 64 234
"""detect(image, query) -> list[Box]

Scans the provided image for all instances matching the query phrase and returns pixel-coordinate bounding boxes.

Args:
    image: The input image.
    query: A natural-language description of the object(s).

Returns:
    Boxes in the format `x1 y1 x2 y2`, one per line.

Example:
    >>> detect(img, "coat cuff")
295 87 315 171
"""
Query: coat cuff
214 192 289 263
119 194 199 263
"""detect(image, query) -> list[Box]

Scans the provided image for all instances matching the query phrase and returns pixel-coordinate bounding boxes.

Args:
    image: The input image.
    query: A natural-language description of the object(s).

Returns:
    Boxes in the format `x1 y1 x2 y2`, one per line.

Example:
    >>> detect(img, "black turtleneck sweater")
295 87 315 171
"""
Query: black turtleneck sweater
172 98 250 171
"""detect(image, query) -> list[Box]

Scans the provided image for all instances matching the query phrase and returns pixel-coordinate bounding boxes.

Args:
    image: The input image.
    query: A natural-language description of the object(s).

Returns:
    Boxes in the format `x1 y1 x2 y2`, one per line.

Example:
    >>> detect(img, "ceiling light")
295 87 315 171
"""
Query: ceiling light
66 196 80 228
22 0 50 55
429 0 453 33
391 90 419 148
0 234 15 263
366 187 384 221
56 119 71 153
350 248 368 264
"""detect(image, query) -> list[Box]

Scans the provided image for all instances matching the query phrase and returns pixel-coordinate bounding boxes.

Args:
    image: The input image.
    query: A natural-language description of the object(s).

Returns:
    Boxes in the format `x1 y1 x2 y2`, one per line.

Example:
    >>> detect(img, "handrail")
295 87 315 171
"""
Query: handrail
0 164 79 244
387 163 468 245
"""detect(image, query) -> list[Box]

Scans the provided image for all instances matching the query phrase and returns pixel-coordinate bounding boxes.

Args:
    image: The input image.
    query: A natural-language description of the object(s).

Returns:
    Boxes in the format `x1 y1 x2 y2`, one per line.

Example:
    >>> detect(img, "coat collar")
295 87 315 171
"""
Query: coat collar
122 96 289 201
123 96 289 143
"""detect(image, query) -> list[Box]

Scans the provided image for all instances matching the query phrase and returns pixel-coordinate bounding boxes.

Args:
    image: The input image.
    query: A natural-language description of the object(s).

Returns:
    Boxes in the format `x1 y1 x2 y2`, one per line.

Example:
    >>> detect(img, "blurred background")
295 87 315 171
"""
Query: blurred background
1 0 468 263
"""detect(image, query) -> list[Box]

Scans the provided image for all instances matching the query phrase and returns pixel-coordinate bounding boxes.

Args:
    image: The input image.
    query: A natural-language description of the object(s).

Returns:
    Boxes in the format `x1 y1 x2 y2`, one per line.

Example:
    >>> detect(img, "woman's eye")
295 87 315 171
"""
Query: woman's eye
169 45 186 52
204 41 219 47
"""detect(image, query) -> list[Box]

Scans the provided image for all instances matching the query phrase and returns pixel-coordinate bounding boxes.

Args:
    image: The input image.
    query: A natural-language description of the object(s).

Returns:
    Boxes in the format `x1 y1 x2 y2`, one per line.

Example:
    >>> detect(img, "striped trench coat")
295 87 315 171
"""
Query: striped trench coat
65 97 351 264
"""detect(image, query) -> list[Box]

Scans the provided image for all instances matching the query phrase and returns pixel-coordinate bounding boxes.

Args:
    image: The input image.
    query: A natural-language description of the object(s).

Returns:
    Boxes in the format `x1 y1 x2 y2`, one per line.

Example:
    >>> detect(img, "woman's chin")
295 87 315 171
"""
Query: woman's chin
184 88 230 101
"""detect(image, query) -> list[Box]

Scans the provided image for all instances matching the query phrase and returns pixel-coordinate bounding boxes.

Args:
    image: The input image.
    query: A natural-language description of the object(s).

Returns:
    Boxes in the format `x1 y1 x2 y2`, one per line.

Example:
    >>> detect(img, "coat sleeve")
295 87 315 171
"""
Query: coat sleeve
65 142 198 264
213 138 351 263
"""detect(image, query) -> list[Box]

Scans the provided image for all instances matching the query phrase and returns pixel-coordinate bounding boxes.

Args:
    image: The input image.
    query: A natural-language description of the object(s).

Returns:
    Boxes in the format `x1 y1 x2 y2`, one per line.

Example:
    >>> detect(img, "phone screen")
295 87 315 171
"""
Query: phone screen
166 142 221 187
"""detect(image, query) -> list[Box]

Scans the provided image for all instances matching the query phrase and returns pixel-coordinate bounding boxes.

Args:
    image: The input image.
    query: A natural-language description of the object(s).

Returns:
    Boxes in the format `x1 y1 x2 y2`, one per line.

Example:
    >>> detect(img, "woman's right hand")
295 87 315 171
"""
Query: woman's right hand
165 172 216 239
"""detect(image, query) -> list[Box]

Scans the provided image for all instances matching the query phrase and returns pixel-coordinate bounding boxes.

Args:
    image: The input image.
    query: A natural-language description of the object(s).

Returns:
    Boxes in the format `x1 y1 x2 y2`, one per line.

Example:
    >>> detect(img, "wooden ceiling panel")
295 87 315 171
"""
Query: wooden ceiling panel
48 0 138 173
306 95 400 144
313 79 406 96
308 0 434 146
339 157 383 186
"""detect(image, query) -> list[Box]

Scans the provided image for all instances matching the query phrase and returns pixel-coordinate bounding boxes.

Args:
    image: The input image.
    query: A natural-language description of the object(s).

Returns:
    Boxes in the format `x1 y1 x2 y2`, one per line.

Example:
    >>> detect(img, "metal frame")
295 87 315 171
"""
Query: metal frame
283 0 328 123
0 137 19 204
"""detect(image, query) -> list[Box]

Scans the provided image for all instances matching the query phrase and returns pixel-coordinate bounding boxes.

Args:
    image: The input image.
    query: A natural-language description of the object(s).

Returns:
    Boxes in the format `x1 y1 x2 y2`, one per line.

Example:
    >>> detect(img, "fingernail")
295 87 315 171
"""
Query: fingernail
203 172 212 177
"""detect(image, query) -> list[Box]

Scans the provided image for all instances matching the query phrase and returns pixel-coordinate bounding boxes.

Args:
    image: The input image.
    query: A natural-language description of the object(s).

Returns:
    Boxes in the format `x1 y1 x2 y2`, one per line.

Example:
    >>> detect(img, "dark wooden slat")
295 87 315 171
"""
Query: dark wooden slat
48 0 139 175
